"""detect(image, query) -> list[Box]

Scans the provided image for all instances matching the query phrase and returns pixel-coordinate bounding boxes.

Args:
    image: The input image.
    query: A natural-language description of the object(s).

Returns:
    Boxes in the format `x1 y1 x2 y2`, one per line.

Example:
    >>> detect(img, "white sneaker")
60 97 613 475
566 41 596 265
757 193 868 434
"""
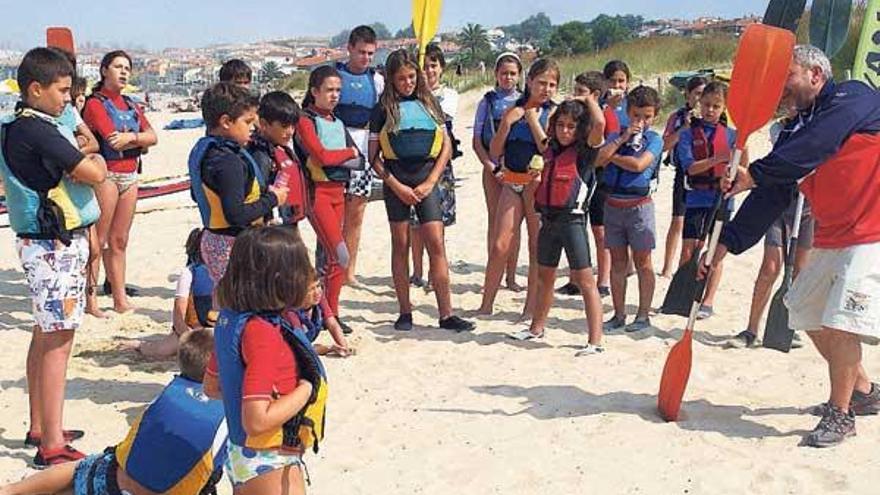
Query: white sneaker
508 329 544 341
575 343 605 356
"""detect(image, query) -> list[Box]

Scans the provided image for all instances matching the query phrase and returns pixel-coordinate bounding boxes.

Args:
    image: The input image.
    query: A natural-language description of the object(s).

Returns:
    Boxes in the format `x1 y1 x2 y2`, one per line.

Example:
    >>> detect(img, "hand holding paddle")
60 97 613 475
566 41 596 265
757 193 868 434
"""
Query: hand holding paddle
657 24 796 422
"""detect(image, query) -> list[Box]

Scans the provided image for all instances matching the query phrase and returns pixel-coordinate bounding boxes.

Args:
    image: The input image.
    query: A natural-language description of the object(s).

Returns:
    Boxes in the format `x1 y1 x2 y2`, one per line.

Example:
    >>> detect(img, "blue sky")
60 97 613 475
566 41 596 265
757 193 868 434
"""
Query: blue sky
0 0 770 50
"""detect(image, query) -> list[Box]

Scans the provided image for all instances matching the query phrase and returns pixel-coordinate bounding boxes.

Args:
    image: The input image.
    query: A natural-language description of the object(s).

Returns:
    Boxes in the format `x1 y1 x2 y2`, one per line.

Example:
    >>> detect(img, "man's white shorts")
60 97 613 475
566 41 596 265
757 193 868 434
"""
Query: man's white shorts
786 242 880 344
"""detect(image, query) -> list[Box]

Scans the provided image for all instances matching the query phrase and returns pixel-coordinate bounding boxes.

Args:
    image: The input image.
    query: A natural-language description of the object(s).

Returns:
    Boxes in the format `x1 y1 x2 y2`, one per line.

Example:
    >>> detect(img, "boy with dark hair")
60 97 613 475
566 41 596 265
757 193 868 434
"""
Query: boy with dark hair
596 86 663 333
0 47 107 466
218 58 252 88
0 329 229 495
338 24 386 287
247 91 309 225
189 82 287 286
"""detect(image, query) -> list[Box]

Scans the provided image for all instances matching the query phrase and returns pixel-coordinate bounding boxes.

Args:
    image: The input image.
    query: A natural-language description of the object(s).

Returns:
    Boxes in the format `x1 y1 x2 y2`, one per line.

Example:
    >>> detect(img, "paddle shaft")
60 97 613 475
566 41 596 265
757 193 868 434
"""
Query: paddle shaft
781 193 805 285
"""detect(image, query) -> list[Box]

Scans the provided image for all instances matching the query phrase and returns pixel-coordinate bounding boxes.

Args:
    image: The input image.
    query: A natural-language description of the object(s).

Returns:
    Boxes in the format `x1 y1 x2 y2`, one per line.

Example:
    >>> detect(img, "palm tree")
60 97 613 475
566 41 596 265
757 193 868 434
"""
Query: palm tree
259 61 284 84
458 23 491 61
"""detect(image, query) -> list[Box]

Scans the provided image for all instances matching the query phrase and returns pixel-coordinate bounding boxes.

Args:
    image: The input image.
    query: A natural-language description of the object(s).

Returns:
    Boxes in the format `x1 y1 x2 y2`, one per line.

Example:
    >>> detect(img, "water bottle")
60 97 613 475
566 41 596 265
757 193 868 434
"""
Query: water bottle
627 129 645 153
271 162 292 225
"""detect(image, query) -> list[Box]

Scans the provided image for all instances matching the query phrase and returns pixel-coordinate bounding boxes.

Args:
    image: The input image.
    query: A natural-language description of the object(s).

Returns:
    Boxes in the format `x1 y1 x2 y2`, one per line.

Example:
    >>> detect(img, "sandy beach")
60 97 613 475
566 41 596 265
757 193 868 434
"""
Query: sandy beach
1 89 878 494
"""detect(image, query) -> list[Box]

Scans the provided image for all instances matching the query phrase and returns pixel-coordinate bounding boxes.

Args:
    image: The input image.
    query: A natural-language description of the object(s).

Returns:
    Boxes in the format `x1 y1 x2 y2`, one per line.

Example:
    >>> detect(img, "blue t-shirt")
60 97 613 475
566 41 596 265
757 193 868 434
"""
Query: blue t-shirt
676 122 737 209
57 104 82 134
604 128 663 199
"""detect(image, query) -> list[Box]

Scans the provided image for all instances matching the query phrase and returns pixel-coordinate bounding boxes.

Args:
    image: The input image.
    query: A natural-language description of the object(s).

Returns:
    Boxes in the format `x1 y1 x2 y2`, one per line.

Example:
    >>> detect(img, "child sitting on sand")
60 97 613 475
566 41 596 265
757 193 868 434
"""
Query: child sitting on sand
508 98 605 357
205 226 327 495
0 329 228 495
135 228 216 359
596 86 664 333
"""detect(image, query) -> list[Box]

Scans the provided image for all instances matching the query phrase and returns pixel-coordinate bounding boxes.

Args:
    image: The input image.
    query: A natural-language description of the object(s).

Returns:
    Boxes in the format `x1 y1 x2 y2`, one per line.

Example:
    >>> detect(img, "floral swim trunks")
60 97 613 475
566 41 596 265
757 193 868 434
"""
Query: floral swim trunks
16 231 89 332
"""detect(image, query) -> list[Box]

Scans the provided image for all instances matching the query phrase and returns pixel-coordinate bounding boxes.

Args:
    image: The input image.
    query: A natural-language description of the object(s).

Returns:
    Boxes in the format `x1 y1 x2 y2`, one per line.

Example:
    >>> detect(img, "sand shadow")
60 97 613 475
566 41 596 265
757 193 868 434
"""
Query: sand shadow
0 427 37 464
0 377 164 405
0 268 33 330
75 341 178 374
427 384 807 440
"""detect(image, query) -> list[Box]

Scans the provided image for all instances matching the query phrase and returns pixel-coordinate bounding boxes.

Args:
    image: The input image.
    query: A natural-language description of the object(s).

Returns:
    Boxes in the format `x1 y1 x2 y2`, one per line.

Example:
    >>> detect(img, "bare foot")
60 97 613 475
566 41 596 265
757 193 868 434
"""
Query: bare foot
658 271 672 279
86 305 108 319
505 280 524 292
138 334 179 360
113 301 137 314
515 312 533 324
475 306 494 316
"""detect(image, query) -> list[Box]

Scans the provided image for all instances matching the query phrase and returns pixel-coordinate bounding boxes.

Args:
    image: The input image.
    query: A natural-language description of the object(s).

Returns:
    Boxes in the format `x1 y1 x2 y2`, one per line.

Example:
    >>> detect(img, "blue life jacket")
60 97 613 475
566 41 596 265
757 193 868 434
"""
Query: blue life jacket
90 92 143 163
0 108 99 244
503 102 552 173
605 128 661 198
187 136 265 230
335 62 378 129
115 375 227 495
378 100 444 168
213 310 328 453
188 262 215 327
479 89 520 150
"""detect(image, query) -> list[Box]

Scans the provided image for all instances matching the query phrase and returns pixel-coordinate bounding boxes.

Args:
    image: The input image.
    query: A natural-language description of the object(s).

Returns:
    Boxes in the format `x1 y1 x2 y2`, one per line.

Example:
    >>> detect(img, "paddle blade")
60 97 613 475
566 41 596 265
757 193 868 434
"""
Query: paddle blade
853 0 880 89
763 267 795 352
763 0 808 33
658 329 694 422
412 0 442 65
660 257 699 317
809 0 854 58
46 27 75 54
727 24 796 148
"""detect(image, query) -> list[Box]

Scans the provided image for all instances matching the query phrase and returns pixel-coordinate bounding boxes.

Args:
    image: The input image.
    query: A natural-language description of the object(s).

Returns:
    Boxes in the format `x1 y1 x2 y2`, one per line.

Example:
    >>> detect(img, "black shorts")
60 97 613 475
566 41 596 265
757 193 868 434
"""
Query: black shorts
672 168 686 217
537 212 592 270
588 186 606 227
683 206 730 240
384 161 443 224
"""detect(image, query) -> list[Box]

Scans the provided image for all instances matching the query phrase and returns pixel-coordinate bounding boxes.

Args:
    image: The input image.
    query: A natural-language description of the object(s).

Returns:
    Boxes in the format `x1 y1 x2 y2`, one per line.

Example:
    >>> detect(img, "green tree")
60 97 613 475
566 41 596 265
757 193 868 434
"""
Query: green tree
330 29 351 47
370 22 392 40
395 24 416 39
519 12 554 45
591 14 630 50
259 61 284 84
458 23 491 61
548 21 593 56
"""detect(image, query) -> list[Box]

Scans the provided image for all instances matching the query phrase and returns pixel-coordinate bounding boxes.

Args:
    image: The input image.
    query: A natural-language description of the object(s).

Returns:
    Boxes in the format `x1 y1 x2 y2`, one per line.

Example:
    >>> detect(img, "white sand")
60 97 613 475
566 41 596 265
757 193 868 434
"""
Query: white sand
1 91 877 493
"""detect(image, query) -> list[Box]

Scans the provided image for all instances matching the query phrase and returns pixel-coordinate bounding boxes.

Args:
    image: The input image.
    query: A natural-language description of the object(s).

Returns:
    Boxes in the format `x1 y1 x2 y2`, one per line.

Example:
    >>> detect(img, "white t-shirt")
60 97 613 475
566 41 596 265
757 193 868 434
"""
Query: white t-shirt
174 265 192 299
433 86 459 121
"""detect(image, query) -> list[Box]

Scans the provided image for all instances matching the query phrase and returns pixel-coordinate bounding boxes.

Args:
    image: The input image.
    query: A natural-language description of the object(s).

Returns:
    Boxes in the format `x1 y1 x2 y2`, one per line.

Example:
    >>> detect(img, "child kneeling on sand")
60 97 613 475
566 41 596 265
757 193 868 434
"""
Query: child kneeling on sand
0 329 228 495
508 97 606 357
205 226 327 495
596 86 663 333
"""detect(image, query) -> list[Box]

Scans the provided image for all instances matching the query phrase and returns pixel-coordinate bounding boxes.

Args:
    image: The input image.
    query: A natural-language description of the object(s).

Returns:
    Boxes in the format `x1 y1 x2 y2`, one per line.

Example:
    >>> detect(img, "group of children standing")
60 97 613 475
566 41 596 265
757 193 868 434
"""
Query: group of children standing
0 20 800 495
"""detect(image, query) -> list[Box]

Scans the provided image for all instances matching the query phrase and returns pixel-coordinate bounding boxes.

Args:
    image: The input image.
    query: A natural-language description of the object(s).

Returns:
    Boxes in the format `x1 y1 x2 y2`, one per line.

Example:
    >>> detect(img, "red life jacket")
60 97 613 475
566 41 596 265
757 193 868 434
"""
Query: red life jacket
603 105 620 139
272 145 310 223
535 146 595 214
800 132 880 249
686 122 729 190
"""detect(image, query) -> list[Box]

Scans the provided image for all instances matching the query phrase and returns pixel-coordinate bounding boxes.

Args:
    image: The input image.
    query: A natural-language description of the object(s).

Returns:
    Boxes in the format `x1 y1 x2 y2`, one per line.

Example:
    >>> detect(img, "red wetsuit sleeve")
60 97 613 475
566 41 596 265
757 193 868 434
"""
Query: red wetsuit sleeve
205 352 219 377
82 96 117 140
241 318 299 400
295 117 357 166
320 294 334 319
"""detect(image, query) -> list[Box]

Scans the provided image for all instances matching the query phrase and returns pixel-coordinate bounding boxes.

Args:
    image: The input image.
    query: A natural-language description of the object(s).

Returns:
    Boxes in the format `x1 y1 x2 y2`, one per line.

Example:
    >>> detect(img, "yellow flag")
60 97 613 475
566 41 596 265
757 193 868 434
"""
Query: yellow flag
412 0 442 66
853 0 880 89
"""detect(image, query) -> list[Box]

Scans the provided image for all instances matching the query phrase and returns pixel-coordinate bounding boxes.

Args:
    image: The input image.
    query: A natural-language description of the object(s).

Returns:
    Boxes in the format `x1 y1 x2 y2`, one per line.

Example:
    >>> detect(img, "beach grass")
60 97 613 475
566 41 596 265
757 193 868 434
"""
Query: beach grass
448 35 739 100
